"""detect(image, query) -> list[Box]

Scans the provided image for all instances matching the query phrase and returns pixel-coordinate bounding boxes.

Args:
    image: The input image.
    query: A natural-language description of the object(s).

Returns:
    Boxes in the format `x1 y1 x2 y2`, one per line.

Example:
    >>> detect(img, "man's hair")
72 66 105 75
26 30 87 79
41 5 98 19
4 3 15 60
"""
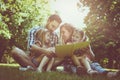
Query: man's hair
48 14 62 23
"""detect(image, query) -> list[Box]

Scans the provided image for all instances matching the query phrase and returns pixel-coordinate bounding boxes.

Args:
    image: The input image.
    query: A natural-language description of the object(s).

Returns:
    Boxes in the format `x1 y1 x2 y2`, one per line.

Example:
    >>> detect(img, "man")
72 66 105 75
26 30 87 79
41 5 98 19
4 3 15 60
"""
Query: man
11 14 62 71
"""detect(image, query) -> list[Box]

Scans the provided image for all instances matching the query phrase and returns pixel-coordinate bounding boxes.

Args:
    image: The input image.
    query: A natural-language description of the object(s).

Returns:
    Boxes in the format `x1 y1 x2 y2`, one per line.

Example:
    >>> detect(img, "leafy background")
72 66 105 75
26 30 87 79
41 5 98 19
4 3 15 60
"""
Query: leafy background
0 0 120 69
0 0 50 62
81 0 120 68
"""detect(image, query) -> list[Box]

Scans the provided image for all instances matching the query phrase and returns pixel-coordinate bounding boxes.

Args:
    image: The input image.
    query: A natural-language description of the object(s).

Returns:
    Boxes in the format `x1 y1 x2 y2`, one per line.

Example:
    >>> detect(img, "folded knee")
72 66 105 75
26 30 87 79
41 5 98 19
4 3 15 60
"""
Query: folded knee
11 47 23 56
11 47 18 54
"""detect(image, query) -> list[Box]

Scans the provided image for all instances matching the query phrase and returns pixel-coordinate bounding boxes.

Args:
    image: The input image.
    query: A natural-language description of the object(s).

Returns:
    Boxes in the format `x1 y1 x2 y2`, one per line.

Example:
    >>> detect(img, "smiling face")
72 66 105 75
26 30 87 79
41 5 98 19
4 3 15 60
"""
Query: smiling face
72 30 83 42
44 31 51 43
45 14 62 33
60 23 76 44
60 27 71 43
46 20 60 33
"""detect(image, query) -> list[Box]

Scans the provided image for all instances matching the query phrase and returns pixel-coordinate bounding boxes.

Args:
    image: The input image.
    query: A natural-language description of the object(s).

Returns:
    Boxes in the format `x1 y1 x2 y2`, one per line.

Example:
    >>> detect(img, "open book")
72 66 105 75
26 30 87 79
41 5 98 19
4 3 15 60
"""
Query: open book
55 41 90 58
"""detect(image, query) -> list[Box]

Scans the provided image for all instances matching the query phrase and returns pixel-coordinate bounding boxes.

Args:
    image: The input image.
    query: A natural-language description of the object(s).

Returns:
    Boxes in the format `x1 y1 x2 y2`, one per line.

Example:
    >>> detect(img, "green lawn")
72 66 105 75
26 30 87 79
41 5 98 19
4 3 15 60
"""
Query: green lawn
0 63 119 80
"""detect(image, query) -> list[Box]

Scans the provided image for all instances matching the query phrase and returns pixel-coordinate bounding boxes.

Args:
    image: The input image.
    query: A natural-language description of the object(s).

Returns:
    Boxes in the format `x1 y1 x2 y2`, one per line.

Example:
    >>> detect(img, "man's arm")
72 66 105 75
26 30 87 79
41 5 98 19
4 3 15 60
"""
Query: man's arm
30 44 53 58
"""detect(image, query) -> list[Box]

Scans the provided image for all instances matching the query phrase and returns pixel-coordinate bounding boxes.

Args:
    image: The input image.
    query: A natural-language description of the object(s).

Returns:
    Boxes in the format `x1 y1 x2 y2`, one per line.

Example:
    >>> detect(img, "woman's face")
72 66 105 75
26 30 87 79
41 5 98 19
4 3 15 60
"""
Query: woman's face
60 27 71 43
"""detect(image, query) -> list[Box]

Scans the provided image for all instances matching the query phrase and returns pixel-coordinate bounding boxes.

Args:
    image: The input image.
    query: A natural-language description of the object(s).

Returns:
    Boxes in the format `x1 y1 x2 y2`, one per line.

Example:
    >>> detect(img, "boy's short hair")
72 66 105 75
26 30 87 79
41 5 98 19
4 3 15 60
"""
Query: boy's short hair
48 14 62 23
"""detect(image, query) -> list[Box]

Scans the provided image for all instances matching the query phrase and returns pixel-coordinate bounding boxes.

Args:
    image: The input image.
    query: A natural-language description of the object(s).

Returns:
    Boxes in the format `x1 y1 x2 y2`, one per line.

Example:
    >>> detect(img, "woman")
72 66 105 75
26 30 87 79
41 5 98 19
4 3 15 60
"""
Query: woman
60 23 97 75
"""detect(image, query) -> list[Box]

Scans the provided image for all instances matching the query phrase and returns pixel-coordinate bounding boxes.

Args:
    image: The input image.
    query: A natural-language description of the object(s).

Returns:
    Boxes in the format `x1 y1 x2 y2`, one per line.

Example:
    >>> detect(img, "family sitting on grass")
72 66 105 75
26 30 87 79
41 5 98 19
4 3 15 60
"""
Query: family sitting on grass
11 14 120 78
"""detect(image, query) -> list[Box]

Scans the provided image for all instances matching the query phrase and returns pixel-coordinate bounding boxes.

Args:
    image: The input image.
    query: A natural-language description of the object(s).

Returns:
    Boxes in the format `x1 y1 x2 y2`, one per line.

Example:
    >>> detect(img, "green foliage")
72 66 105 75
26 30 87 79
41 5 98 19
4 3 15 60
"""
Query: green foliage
81 0 120 66
0 0 51 62
1 53 15 63
0 0 50 50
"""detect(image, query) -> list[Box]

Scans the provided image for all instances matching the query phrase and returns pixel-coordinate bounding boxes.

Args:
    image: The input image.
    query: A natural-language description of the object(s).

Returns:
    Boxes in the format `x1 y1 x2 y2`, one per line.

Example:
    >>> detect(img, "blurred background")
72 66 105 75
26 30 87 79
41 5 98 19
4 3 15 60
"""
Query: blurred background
0 0 120 69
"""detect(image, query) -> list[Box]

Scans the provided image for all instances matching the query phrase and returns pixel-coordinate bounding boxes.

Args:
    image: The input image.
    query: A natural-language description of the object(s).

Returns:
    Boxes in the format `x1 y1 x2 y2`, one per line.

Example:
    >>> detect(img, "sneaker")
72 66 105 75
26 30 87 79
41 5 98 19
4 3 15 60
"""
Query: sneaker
27 66 35 70
56 66 64 72
87 70 98 75
19 67 28 71
19 66 35 71
36 68 42 73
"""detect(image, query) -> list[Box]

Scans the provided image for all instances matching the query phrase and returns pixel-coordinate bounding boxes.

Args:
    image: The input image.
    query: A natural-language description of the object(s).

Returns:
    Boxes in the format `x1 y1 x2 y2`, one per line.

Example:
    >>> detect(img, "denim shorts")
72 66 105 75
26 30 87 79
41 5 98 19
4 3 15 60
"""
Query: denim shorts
90 62 106 73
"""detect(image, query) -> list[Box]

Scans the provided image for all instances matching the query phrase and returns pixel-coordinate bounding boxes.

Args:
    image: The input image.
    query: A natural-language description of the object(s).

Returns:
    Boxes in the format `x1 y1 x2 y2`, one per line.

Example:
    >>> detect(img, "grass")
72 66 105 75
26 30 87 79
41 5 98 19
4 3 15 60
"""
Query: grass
0 63 120 80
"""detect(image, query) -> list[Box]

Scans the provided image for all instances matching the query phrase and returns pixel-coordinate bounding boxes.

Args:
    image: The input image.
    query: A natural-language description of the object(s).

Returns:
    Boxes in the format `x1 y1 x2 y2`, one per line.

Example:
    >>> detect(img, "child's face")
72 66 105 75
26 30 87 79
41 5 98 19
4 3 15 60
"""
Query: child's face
44 31 51 43
72 30 83 42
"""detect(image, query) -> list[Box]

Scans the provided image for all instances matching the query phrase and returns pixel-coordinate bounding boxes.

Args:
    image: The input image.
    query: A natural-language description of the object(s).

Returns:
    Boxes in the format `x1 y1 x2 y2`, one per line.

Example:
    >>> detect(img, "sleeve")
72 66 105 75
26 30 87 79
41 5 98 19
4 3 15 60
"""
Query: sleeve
27 26 41 49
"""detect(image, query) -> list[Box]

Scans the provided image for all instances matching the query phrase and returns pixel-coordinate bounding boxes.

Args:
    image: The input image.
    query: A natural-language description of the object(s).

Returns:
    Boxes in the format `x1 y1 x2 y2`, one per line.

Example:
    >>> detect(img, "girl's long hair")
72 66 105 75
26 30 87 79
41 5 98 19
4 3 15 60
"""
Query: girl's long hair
60 23 75 44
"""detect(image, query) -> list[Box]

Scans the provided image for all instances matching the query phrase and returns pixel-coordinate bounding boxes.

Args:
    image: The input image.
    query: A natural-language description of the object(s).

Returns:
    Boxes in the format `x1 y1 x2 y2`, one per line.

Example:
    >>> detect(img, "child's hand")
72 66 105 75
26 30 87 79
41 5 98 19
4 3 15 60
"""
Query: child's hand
45 50 55 58
35 40 42 47
45 47 56 58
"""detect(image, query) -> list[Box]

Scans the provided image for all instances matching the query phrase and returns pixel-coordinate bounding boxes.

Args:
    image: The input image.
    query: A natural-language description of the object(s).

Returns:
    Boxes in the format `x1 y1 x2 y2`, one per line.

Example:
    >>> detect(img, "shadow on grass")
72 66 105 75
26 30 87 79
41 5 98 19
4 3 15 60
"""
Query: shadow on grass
0 63 120 80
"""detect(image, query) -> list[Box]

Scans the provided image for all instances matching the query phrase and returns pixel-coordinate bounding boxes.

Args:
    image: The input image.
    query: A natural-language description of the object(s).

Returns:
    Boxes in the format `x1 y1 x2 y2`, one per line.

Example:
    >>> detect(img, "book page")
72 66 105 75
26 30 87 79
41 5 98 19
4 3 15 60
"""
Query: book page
55 44 73 58
55 41 90 58
73 41 90 51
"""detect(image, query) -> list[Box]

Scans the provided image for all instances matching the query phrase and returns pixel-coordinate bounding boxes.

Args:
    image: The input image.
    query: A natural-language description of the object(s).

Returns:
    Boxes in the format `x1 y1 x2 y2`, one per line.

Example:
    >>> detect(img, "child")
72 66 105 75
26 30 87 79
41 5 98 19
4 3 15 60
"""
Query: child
36 29 57 72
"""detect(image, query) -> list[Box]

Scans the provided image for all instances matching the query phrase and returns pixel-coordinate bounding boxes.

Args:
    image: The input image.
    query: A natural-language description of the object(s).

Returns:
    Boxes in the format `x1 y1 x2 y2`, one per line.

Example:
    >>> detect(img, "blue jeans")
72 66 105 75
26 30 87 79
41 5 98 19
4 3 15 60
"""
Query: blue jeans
90 62 106 73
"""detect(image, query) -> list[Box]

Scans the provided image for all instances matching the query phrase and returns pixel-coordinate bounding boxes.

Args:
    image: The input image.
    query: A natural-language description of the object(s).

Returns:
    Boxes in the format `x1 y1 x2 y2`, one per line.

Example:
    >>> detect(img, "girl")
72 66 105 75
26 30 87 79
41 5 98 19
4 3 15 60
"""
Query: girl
35 29 57 72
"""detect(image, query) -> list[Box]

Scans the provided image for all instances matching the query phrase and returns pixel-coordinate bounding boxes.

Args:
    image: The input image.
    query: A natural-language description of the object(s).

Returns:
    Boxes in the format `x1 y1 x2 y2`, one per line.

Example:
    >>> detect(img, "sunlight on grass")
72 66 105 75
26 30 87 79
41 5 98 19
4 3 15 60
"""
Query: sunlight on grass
0 64 120 80
0 63 19 67
104 68 119 72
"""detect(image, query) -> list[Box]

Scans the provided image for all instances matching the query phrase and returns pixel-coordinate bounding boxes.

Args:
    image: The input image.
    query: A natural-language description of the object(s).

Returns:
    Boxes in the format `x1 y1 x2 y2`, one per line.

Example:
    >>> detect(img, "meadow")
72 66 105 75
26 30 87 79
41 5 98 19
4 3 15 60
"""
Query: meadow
0 64 120 80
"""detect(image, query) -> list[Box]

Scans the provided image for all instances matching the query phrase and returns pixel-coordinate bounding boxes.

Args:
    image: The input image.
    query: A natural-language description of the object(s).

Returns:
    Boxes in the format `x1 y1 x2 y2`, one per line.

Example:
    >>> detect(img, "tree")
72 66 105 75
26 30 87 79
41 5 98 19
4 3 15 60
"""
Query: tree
0 0 50 62
80 0 120 68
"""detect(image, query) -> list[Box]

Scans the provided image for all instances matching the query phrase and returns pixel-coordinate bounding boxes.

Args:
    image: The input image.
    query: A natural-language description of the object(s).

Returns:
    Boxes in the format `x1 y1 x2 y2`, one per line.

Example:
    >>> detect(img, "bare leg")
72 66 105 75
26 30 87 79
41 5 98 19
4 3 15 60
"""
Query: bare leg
72 55 98 74
37 56 49 72
11 47 36 69
81 56 92 71
81 56 98 74
71 55 83 67
52 58 64 70
72 54 92 70
46 57 54 72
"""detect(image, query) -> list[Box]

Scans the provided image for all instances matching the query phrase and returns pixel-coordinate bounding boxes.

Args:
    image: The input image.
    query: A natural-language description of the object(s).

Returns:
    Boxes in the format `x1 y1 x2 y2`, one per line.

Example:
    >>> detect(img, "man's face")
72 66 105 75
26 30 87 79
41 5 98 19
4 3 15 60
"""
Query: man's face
47 20 60 32
60 27 71 43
